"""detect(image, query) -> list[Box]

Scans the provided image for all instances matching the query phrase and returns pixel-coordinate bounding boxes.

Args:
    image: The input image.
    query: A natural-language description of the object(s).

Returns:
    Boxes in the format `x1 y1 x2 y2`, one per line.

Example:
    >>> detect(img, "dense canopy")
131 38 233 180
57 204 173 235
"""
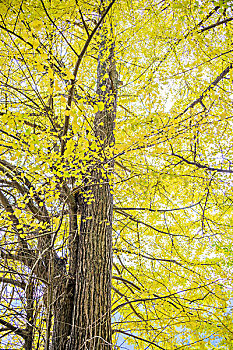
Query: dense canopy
0 0 233 349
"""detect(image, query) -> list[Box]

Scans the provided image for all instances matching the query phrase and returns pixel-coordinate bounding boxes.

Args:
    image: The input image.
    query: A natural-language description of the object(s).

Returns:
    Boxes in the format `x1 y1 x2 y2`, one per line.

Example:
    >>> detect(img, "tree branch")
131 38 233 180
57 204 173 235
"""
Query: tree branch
40 0 79 57
0 319 27 339
0 189 21 228
115 209 189 237
0 23 33 49
112 281 216 313
112 286 144 321
176 64 232 119
172 152 233 174
112 275 141 291
113 248 183 266
113 201 201 213
79 10 90 37
112 329 166 350
0 277 26 289
200 16 233 33
0 159 50 221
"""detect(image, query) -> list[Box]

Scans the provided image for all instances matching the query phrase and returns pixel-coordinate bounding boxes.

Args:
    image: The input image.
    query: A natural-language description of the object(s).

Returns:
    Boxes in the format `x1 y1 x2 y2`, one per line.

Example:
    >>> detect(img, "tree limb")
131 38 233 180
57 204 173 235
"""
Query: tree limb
0 277 26 290
40 0 79 57
115 209 189 237
112 286 144 321
200 16 233 33
172 152 233 174
114 201 201 213
112 281 216 313
112 275 141 291
112 329 166 350
176 64 232 119
0 319 27 339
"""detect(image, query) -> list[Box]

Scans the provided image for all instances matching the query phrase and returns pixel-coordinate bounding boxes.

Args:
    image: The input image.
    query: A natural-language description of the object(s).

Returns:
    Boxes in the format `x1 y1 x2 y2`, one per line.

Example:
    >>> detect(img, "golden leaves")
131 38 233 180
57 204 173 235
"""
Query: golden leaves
64 138 75 158
31 20 43 32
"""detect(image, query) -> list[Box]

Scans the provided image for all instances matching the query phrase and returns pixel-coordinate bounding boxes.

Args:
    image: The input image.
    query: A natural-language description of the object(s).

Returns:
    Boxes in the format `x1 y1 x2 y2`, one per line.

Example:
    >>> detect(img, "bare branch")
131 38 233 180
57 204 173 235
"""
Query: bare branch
0 277 26 289
112 329 166 350
112 276 141 291
0 319 27 339
176 64 232 119
40 0 79 57
112 281 216 314
200 17 233 33
172 152 233 174
0 23 34 49
113 201 201 213
0 159 50 221
114 209 189 237
0 189 21 228
79 10 90 37
112 286 144 321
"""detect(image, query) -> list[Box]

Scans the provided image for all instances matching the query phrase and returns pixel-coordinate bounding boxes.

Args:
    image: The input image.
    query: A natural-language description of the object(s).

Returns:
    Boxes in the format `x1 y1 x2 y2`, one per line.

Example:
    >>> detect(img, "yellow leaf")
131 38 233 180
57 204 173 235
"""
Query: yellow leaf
93 105 98 113
64 139 75 157
32 39 40 49
64 70 74 80
54 81 60 91
48 68 54 79
97 101 105 111
14 208 21 217
36 62 44 72
31 20 43 31
60 96 67 103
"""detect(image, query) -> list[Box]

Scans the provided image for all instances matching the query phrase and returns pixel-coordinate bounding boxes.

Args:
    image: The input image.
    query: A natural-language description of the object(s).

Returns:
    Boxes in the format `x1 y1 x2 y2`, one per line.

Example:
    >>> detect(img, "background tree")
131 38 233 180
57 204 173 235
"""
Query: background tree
1 0 233 349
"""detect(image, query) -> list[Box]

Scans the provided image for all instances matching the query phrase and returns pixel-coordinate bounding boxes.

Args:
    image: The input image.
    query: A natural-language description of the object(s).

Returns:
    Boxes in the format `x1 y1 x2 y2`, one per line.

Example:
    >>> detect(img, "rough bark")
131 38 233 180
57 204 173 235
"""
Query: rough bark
24 280 34 350
50 201 77 349
50 7 116 350
50 274 75 350
67 181 113 349
66 22 116 350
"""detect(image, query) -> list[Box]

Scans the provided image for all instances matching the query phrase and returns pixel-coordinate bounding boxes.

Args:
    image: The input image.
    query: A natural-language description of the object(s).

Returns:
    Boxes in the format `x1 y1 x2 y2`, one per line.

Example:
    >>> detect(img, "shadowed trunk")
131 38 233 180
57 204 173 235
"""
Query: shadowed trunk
50 203 77 350
50 275 75 350
24 280 34 350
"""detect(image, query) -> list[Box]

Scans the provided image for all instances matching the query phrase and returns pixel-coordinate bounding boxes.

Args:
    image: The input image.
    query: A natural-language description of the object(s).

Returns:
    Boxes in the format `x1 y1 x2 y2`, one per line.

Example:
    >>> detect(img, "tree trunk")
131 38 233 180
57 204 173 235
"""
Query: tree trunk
50 9 116 350
50 275 75 350
24 280 34 350
68 182 113 349
67 21 116 350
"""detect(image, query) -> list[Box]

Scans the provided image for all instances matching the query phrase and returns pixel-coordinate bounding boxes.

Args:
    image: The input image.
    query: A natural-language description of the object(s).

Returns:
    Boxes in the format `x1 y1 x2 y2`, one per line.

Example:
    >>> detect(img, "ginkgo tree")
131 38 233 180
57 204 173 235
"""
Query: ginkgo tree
1 0 233 349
